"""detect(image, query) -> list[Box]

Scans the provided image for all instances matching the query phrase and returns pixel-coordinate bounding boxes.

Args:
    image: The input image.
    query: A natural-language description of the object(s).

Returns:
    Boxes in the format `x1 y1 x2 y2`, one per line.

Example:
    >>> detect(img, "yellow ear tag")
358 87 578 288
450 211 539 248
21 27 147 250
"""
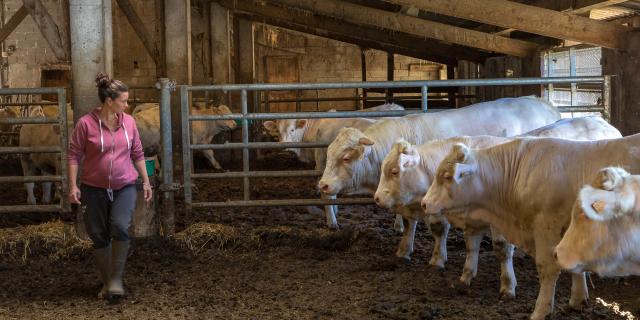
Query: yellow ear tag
591 200 606 213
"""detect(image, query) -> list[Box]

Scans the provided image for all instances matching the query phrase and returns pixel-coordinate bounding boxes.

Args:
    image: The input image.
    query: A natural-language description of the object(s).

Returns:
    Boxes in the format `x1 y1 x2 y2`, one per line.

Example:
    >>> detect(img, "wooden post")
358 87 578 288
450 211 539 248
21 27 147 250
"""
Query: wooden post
0 6 28 43
23 0 69 60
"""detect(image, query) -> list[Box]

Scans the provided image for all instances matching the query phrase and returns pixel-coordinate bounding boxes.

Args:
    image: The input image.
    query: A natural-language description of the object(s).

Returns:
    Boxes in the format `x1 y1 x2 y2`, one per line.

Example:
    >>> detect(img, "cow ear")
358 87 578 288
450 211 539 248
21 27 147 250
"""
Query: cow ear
453 163 476 183
296 119 307 129
399 152 420 170
452 143 473 163
594 167 629 191
263 121 276 131
358 137 374 146
579 185 621 221
217 105 231 114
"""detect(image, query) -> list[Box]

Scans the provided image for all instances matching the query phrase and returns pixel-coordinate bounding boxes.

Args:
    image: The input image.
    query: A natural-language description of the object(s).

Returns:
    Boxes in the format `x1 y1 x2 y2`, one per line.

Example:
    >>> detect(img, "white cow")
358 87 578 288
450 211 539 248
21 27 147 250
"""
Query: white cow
263 103 404 229
19 105 74 205
134 103 237 170
554 167 640 277
318 96 560 257
374 117 622 296
421 134 640 320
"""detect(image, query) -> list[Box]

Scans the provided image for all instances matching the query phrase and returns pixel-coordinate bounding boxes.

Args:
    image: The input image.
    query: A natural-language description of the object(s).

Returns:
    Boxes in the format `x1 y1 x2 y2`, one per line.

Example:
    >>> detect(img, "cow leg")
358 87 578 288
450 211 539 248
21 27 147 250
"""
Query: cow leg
530 234 561 320
491 230 517 298
393 214 404 233
428 215 450 269
201 149 222 170
314 156 338 227
395 218 418 260
568 272 589 309
41 181 52 204
459 228 483 286
20 156 37 205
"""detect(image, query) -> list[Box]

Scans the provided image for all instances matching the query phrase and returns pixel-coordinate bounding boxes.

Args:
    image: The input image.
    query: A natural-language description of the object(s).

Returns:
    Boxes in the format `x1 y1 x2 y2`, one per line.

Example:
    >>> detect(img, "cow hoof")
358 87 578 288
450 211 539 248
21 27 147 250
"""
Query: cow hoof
429 257 446 270
569 298 589 310
451 281 471 295
500 289 516 300
459 274 473 286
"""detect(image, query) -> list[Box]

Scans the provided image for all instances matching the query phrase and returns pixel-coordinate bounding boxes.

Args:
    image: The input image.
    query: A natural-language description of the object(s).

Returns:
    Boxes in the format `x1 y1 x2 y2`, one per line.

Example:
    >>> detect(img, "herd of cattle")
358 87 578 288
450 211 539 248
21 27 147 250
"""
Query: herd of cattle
1 95 638 319
263 96 639 320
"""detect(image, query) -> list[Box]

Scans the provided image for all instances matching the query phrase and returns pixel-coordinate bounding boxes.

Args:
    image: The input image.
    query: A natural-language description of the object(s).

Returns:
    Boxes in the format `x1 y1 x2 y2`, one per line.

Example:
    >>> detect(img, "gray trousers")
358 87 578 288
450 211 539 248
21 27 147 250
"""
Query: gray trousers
81 184 137 248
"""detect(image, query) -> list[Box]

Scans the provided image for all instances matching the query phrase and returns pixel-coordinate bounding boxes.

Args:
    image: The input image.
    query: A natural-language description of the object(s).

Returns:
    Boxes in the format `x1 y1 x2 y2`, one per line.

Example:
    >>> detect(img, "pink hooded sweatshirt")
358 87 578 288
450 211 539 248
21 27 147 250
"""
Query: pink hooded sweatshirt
68 107 145 190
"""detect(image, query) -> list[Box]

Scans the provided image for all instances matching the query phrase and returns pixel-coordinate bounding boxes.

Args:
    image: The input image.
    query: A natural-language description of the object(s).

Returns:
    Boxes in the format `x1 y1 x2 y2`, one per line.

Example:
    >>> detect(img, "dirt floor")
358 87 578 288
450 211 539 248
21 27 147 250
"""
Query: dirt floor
0 153 638 320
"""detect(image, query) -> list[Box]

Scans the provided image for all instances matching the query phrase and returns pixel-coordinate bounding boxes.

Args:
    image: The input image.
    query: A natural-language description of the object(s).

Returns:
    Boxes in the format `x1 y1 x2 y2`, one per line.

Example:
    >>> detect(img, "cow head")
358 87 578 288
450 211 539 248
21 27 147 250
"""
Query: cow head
421 143 479 217
213 105 237 131
318 127 375 196
375 140 425 209
554 167 640 276
262 119 308 156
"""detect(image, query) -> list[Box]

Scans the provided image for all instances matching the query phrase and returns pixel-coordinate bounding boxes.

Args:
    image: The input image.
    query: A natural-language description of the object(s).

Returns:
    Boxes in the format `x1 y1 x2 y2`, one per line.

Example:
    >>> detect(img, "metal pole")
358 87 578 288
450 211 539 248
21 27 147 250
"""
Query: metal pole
569 47 577 109
603 75 611 121
421 85 428 112
180 85 192 217
159 78 176 235
241 89 250 201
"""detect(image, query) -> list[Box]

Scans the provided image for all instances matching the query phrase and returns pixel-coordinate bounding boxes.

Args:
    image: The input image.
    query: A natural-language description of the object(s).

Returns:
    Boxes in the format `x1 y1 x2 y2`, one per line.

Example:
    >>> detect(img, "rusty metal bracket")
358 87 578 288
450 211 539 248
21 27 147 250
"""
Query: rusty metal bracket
158 182 182 192
155 79 177 91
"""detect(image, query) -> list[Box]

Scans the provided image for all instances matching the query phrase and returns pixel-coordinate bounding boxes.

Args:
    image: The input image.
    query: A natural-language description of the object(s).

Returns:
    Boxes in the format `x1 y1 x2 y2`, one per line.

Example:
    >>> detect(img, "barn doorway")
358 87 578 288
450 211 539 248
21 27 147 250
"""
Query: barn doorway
41 68 72 102
264 55 299 112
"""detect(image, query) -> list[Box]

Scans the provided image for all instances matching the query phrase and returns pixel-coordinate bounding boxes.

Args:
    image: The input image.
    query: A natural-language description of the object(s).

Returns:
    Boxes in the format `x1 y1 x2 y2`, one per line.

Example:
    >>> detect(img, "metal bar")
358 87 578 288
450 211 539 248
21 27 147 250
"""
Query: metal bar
421 85 428 112
192 141 329 150
57 88 69 212
0 101 58 106
0 205 63 213
0 87 60 94
570 47 577 109
0 175 62 183
189 109 427 121
0 146 61 154
180 84 192 213
191 198 375 208
557 106 604 113
241 89 250 201
0 117 58 124
187 76 605 92
192 170 322 179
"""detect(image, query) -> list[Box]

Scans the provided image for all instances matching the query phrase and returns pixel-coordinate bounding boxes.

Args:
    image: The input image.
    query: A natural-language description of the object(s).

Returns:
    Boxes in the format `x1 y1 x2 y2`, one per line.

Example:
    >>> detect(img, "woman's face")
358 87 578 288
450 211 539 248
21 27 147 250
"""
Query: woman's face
107 91 129 114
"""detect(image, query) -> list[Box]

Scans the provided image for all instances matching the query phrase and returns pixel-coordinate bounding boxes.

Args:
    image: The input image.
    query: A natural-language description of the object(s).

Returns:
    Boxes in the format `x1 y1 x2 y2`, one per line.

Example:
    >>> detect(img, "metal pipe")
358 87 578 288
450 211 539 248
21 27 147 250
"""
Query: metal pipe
0 87 61 94
191 141 329 150
0 146 61 154
180 85 193 213
159 78 176 230
0 205 63 213
191 198 375 208
0 101 59 106
421 85 428 112
192 170 322 179
557 106 605 113
0 117 59 125
241 89 250 201
189 109 426 121
187 76 606 92
603 75 612 121
0 175 63 183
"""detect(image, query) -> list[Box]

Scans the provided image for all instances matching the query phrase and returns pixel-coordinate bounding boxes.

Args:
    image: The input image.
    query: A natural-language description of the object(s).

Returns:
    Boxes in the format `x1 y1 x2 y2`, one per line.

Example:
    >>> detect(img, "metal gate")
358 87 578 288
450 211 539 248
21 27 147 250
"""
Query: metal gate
0 87 69 213
178 76 610 213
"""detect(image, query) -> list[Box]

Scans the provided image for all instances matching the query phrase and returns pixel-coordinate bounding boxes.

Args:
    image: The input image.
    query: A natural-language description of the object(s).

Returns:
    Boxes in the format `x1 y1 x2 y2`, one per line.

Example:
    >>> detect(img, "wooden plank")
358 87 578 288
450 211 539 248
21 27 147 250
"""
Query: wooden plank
387 0 629 49
270 0 540 57
114 0 159 65
0 6 28 43
22 0 69 60
220 0 491 63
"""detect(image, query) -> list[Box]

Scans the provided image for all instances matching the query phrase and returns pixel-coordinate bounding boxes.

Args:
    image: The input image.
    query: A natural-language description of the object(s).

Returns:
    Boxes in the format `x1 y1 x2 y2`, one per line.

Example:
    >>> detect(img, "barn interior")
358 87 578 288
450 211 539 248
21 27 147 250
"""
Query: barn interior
0 0 639 319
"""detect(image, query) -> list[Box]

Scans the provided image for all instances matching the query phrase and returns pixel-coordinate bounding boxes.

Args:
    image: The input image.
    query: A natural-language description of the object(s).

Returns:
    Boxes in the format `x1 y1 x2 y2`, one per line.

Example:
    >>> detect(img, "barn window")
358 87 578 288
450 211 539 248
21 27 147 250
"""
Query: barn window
541 46 603 118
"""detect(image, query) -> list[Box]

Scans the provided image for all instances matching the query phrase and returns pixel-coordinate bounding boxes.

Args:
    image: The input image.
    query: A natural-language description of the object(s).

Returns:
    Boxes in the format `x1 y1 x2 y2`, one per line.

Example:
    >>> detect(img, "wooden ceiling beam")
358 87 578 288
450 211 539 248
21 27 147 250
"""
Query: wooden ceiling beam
267 0 540 57
387 0 629 49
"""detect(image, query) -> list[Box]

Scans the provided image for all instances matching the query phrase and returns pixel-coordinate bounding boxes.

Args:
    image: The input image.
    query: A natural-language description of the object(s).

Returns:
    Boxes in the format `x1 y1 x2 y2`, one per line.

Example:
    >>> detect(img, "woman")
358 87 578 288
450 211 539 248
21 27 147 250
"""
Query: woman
67 73 152 300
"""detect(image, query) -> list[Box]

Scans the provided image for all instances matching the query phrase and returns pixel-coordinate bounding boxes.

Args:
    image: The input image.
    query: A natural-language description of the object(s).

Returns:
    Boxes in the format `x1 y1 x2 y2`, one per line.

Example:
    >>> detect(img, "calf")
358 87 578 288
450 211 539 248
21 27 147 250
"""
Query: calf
421 134 640 320
319 96 560 258
555 167 640 277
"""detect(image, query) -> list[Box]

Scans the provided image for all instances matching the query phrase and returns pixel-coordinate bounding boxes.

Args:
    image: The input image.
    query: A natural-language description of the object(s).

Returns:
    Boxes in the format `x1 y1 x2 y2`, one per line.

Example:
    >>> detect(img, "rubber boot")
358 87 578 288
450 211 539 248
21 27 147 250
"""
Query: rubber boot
107 240 130 299
94 244 111 299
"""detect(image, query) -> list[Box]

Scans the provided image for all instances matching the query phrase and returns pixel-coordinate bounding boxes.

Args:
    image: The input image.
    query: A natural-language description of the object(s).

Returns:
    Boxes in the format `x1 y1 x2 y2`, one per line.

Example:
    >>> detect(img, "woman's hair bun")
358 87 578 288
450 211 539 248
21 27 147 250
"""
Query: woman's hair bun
95 72 111 88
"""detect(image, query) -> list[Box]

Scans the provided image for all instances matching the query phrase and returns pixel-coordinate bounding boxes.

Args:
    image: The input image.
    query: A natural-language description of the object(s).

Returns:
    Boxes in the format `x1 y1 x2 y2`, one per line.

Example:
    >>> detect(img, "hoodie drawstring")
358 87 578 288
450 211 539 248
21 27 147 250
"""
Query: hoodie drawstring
98 119 104 153
99 116 131 152
122 122 131 150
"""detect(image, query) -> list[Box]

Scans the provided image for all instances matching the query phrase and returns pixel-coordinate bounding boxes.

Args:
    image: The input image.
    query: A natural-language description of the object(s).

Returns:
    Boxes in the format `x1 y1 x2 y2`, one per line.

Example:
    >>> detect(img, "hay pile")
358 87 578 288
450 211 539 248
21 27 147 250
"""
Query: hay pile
175 222 247 255
0 220 91 263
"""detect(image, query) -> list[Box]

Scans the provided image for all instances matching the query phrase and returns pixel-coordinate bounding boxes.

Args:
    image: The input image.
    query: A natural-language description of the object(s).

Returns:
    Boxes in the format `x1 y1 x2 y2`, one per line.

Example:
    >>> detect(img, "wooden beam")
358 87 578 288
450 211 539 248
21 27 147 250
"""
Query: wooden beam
22 0 69 60
0 6 28 43
114 0 159 66
387 0 629 49
527 0 629 13
219 0 492 63
269 0 540 57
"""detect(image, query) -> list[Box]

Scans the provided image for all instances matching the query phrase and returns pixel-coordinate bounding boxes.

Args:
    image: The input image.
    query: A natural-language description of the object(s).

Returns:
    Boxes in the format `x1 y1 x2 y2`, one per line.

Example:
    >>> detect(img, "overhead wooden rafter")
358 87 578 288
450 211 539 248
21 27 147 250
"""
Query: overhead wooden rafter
386 0 630 49
114 0 159 66
22 0 69 61
268 0 541 57
0 6 28 43
218 0 492 64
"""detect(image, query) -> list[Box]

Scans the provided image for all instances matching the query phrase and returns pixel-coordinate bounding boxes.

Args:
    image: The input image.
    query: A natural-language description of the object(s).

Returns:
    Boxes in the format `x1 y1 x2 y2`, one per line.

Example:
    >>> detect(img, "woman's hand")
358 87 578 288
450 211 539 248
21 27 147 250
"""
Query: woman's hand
69 185 81 204
143 183 153 203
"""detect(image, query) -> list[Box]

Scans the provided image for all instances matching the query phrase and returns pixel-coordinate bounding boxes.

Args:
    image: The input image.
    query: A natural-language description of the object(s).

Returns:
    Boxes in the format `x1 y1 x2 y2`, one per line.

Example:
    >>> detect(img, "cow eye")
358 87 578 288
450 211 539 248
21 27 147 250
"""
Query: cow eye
391 168 399 176
444 172 453 180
